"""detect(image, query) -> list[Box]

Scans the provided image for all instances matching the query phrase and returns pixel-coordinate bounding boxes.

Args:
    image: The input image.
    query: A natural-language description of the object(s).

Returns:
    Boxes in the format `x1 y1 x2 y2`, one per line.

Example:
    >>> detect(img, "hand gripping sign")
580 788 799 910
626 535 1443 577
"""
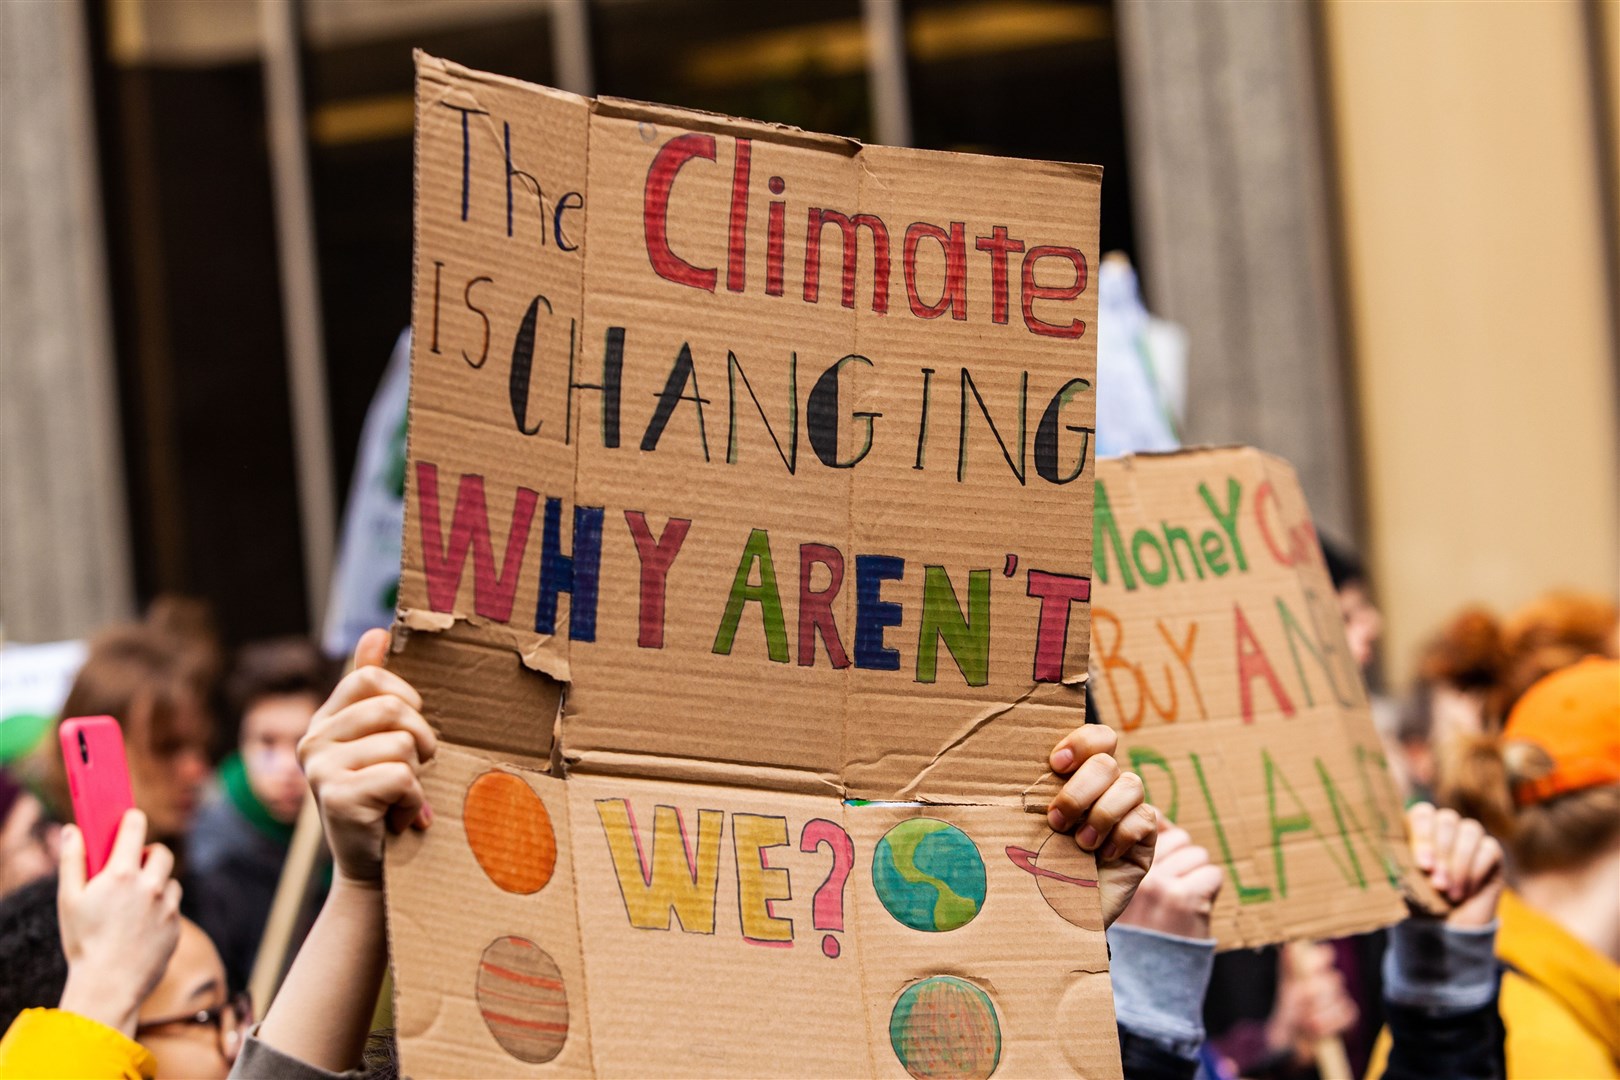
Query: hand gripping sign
1089 448 1436 949
385 53 1116 1078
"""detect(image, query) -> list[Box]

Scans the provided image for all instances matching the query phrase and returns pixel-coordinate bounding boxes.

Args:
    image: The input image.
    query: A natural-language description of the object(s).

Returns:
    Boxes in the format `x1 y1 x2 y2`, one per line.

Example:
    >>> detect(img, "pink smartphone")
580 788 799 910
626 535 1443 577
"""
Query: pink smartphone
60 716 136 877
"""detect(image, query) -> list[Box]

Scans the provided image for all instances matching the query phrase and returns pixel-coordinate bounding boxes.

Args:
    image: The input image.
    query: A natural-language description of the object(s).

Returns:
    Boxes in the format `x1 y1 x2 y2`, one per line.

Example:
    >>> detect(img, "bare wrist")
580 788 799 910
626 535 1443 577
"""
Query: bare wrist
60 965 143 1038
332 869 386 895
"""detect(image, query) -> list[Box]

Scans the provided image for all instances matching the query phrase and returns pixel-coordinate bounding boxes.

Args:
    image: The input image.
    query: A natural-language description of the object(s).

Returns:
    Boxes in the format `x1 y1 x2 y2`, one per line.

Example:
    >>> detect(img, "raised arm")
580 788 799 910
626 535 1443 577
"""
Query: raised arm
1379 802 1505 1080
238 629 435 1077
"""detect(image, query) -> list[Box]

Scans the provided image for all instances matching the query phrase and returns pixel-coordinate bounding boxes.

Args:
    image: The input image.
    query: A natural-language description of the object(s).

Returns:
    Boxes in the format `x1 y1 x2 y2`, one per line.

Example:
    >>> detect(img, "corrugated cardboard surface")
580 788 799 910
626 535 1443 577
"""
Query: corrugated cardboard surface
387 53 1112 1077
392 754 1119 1077
1090 449 1428 949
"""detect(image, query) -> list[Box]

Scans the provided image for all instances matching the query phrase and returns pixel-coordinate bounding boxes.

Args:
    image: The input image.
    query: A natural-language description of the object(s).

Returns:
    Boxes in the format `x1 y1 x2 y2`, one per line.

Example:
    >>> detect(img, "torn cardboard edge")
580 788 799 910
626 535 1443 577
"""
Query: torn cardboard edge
399 50 1100 802
388 51 1118 1077
388 742 1123 1078
392 608 1078 802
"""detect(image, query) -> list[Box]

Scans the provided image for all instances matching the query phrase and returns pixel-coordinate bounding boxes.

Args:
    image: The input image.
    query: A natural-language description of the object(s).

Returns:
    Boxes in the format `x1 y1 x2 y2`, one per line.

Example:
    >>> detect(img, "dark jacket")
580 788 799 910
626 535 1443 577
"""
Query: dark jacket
1120 1027 1199 1080
186 754 304 990
1381 991 1505 1080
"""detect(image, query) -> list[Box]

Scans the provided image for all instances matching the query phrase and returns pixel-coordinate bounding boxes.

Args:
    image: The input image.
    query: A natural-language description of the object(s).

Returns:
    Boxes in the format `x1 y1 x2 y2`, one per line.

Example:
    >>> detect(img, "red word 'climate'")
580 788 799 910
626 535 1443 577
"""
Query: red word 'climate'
643 134 1090 340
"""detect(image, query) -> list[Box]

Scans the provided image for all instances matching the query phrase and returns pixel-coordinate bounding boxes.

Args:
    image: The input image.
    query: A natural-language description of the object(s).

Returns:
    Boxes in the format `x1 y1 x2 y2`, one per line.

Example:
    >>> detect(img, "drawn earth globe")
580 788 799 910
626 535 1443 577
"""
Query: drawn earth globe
872 818 987 932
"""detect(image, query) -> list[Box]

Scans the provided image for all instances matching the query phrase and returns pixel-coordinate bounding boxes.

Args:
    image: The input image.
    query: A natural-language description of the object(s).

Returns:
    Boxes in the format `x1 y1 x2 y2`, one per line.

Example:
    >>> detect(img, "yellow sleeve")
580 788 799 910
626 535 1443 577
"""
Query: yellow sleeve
0 1008 156 1080
1507 1025 1620 1080
1502 977 1620 1080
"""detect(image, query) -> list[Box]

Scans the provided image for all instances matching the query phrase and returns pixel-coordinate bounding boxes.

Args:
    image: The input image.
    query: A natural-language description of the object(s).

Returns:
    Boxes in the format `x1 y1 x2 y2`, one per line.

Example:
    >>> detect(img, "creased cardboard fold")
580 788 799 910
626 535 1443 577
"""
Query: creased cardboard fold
385 51 1115 1077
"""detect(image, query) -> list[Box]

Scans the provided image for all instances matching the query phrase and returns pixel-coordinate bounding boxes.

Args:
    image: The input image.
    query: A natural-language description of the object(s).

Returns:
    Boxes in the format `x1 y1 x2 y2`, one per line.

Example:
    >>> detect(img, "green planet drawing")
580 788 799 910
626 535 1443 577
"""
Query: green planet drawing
889 975 1002 1080
872 818 987 932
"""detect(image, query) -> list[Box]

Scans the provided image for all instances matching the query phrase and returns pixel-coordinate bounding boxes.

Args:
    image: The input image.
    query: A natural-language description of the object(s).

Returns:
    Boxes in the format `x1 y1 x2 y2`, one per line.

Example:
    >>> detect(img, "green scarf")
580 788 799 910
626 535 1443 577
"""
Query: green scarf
220 752 296 846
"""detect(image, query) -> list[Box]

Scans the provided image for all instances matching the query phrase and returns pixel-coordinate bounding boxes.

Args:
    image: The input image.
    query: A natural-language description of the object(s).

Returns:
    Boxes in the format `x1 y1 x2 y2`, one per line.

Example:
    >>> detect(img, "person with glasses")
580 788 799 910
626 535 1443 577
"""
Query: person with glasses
0 809 247 1078
131 921 253 1077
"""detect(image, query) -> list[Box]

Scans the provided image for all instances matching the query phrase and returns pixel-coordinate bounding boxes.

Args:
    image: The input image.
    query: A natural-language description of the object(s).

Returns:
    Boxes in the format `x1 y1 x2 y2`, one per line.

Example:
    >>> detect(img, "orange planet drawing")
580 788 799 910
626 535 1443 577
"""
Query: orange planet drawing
476 936 568 1063
464 769 558 894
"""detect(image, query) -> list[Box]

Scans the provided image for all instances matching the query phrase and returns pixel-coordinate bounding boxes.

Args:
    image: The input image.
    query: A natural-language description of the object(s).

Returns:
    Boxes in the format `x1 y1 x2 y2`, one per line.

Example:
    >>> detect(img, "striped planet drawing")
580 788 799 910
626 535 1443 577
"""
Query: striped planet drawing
475 936 568 1063
889 975 1002 1080
464 769 558 894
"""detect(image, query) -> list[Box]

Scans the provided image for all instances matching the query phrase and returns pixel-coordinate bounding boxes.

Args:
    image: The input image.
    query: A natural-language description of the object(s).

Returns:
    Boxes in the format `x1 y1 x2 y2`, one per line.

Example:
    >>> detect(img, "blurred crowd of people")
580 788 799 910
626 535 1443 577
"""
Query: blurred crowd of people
1195 547 1619 1080
0 601 337 1076
0 555 1615 1078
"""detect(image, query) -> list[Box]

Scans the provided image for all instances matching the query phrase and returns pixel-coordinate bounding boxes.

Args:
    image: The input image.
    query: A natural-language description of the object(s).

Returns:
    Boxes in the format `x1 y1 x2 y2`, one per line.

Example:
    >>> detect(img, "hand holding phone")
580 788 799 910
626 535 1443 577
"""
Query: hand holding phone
56 809 183 1038
59 716 136 878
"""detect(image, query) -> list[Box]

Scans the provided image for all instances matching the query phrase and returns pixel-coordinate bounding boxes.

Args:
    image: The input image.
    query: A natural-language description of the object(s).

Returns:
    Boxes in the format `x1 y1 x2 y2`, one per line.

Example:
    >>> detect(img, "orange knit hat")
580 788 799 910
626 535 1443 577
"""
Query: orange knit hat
1503 656 1620 806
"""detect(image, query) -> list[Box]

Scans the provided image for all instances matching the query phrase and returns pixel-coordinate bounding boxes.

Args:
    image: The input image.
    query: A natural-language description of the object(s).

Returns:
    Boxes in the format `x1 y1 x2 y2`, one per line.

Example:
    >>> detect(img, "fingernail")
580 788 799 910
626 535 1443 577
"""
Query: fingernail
1047 808 1066 831
1100 842 1118 860
420 802 434 827
1077 825 1099 850
1051 748 1075 772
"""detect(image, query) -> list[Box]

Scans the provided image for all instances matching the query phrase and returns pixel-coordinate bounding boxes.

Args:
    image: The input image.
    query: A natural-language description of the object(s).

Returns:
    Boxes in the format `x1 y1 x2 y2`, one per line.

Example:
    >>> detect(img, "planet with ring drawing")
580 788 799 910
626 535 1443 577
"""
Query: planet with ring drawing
1004 829 1103 930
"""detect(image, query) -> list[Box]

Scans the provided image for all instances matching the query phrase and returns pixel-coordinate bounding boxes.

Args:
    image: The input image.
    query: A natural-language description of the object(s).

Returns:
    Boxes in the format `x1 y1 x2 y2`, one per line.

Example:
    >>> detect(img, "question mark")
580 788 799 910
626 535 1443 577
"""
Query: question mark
799 819 854 958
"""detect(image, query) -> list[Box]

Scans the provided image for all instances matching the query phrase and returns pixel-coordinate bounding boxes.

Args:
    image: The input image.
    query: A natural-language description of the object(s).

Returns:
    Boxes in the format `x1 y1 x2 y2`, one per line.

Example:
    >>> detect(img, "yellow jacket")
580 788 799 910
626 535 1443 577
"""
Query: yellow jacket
1498 889 1620 1079
0 1009 155 1080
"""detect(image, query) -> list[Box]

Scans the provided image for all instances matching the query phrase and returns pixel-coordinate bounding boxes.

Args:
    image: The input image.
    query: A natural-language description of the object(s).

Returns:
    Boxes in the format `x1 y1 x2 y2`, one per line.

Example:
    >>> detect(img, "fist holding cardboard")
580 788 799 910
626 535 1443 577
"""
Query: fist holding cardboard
385 54 1117 1078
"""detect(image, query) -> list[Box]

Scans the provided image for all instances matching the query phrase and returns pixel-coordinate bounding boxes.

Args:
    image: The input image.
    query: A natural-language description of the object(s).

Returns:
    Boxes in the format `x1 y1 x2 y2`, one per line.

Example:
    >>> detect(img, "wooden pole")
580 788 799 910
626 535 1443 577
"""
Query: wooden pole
1283 940 1354 1080
550 0 594 96
247 788 325 1014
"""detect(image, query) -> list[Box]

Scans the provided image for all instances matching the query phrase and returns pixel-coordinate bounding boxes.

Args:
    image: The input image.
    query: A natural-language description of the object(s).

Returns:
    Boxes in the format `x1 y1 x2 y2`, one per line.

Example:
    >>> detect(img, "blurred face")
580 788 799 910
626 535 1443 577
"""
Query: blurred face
0 793 59 897
1429 683 1485 745
130 693 212 842
137 919 246 1079
241 692 317 824
1338 583 1384 672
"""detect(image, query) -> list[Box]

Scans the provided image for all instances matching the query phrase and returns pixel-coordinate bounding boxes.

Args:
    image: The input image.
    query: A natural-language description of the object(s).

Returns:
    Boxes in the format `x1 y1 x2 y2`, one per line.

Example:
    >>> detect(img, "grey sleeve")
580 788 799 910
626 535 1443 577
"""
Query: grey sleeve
1382 918 1499 1013
1106 923 1217 1060
228 1027 368 1080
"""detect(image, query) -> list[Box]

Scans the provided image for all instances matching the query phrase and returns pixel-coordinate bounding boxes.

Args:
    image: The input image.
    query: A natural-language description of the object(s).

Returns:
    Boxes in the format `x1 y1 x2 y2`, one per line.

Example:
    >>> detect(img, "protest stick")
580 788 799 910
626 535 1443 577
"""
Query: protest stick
1283 940 1354 1080
248 788 324 1013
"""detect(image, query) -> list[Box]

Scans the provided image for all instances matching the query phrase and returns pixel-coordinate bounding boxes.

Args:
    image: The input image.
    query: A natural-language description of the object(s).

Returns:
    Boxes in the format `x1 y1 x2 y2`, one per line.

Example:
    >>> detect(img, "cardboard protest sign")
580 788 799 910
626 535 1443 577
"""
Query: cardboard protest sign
1089 449 1431 949
385 53 1112 1077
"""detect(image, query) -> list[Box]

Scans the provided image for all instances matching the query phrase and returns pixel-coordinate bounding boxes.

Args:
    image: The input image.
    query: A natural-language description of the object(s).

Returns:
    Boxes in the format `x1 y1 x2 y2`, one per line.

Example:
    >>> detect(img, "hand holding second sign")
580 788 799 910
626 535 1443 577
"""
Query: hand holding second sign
1406 801 1503 926
1047 725 1157 927
1113 823 1225 940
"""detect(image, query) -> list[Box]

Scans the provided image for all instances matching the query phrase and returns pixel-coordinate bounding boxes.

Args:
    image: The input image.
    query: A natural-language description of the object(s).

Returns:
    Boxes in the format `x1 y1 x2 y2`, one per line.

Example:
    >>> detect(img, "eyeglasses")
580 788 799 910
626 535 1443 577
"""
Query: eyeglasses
135 990 253 1063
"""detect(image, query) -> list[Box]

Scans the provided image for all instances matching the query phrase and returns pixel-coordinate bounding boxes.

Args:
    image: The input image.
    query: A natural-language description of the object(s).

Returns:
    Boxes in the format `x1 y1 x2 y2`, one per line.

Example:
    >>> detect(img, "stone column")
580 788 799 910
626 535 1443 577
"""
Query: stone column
0 0 134 642
1115 0 1358 542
